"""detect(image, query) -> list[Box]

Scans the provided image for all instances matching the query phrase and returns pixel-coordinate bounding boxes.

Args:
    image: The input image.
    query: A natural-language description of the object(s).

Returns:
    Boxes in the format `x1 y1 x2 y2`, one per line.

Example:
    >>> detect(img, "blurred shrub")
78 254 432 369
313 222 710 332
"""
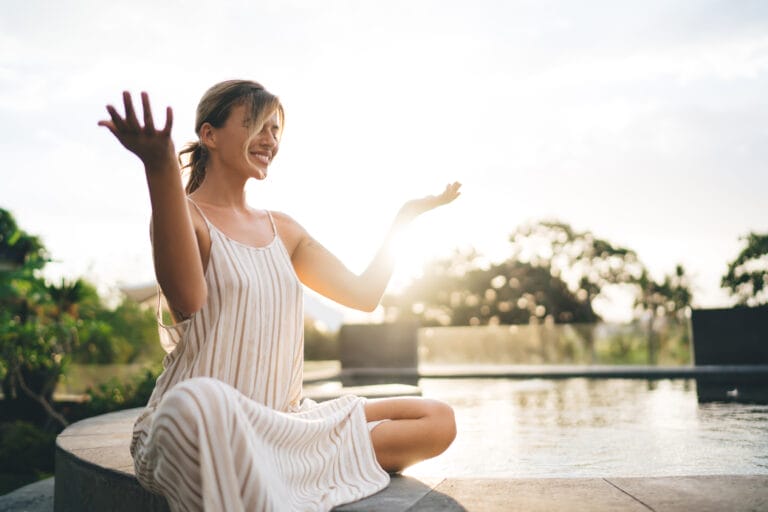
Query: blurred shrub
82 364 162 416
722 232 768 306
71 298 161 365
0 420 56 494
0 420 55 473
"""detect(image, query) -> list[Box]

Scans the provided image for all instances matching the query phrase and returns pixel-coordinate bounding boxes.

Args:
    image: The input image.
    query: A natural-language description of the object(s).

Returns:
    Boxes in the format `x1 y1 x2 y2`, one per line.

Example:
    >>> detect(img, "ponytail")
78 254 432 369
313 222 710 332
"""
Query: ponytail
179 141 207 194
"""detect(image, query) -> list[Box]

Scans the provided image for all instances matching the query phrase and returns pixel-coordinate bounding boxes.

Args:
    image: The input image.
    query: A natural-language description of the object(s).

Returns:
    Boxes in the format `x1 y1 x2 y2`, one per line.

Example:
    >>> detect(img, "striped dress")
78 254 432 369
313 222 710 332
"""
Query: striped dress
130 199 390 511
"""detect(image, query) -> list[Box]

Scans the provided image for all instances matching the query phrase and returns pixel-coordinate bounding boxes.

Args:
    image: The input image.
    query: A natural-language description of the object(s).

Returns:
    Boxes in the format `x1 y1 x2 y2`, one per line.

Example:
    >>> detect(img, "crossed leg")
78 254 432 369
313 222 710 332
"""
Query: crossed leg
364 397 456 473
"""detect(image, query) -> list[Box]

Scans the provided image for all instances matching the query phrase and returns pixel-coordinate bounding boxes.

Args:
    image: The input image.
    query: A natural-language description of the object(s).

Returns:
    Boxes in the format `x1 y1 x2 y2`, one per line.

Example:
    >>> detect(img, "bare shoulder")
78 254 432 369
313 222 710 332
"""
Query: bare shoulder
269 210 309 256
186 199 208 233
149 198 208 235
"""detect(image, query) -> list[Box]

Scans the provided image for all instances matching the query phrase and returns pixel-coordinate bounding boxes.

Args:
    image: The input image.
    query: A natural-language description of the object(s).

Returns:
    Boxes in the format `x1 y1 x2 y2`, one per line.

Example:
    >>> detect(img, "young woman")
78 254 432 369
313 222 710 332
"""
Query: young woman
99 80 460 511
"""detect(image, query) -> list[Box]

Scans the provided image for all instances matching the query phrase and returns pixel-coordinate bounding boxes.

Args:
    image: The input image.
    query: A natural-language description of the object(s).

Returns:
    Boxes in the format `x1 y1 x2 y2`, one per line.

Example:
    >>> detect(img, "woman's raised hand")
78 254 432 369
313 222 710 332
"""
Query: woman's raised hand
98 91 175 170
397 181 462 222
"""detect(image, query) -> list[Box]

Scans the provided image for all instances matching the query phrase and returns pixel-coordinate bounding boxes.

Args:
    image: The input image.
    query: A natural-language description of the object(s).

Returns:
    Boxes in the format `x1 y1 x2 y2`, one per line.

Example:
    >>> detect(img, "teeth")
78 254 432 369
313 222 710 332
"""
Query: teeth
250 153 270 164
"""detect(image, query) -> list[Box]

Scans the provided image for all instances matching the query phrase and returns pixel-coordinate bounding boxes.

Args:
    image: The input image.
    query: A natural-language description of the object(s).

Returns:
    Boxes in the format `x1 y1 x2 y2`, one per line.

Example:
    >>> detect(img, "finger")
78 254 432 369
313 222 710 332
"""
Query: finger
105 105 128 132
97 120 120 139
141 92 155 134
123 91 140 129
161 106 173 134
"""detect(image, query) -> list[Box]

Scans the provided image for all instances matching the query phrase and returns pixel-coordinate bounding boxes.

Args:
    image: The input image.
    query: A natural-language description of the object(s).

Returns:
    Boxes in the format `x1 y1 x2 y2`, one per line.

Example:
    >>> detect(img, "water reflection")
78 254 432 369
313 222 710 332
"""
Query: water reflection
342 372 768 406
402 378 768 478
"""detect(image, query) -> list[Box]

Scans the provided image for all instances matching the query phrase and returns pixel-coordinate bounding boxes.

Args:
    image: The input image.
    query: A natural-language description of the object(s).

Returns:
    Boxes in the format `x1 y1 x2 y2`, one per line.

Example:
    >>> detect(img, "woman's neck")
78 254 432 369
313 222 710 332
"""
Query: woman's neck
189 168 251 212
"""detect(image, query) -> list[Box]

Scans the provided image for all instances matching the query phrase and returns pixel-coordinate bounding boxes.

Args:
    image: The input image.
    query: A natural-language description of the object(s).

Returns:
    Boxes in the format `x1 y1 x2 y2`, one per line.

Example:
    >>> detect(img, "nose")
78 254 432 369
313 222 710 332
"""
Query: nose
260 127 278 149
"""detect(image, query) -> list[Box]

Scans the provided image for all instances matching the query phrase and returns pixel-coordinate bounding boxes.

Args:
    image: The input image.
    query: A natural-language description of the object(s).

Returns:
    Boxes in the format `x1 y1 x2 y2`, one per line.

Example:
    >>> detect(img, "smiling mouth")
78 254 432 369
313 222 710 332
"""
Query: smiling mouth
249 152 271 165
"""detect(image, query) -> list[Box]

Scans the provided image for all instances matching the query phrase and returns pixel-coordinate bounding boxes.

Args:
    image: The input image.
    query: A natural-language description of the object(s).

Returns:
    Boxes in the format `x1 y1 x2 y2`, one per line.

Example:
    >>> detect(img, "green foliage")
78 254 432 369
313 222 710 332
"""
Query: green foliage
0 210 95 410
0 420 56 473
722 232 768 306
0 209 47 271
387 220 691 327
386 249 597 326
594 319 691 365
0 296 79 406
0 275 110 401
0 207 162 427
635 264 692 318
509 220 642 304
70 300 160 364
0 419 56 494
82 364 161 416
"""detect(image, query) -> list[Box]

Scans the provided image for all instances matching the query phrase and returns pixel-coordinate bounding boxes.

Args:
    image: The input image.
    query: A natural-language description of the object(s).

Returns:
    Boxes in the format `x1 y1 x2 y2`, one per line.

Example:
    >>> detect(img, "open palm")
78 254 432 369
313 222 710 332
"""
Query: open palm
398 182 462 222
98 91 175 169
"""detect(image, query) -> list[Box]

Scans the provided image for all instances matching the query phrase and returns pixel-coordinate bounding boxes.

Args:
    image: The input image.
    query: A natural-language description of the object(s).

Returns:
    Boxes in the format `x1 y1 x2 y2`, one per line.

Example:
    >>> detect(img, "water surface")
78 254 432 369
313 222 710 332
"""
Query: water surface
403 378 768 478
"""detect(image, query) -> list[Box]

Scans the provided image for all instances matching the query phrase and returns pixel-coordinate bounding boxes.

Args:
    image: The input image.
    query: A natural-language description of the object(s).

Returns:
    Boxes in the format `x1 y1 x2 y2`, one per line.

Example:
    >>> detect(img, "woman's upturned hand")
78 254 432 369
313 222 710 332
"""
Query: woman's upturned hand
397 181 462 223
98 91 175 170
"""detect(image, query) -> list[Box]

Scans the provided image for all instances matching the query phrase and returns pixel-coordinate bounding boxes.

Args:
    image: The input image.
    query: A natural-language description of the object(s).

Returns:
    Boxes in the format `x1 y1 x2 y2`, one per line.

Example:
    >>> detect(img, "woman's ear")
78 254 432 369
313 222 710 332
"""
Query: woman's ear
200 122 216 150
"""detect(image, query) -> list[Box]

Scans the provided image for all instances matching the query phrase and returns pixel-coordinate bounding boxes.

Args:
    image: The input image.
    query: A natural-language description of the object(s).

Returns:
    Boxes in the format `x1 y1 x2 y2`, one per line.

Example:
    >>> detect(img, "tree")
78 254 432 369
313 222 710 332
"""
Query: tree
384 250 597 327
1 208 168 428
507 220 644 306
0 209 153 427
385 220 692 330
0 208 72 427
635 264 693 363
722 232 768 306
65 296 162 366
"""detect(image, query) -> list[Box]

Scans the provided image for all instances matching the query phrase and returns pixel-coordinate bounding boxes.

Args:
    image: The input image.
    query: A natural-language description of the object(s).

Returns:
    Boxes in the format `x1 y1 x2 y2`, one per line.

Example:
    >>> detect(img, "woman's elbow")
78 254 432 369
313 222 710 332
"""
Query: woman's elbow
357 297 380 313
163 282 207 317
181 295 207 316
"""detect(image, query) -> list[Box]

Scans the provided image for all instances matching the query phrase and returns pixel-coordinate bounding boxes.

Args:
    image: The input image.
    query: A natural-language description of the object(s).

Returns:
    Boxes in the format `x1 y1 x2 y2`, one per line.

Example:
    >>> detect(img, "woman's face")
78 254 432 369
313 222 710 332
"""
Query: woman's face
209 103 281 181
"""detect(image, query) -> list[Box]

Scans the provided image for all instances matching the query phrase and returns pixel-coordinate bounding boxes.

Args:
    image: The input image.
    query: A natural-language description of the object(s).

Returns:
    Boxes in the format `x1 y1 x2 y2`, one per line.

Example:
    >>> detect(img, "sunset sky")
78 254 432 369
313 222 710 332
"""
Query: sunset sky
2 0 767 322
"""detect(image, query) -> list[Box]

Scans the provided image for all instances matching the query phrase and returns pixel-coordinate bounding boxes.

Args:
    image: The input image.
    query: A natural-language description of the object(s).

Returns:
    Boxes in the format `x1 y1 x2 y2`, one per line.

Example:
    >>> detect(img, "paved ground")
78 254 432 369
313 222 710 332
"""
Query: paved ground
3 473 767 511
0 478 53 512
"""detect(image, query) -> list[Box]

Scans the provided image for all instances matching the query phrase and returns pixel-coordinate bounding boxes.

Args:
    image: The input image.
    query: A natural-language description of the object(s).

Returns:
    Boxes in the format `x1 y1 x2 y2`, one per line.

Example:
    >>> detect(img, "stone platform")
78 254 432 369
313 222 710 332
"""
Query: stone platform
53 384 421 512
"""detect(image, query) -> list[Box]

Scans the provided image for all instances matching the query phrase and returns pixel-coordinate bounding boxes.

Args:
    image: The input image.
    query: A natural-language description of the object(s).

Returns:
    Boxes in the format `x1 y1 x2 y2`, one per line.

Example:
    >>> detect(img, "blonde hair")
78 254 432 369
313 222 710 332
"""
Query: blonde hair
179 80 284 194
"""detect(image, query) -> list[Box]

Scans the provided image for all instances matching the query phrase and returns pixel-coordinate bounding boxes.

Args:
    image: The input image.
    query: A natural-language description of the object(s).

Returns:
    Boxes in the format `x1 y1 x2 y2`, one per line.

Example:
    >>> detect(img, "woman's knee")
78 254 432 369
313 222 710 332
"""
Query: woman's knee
423 399 457 455
156 377 229 426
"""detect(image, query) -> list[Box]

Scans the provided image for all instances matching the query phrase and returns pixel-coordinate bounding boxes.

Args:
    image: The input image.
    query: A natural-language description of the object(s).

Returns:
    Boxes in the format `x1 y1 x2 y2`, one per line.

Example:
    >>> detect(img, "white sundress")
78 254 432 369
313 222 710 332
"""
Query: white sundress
130 199 390 511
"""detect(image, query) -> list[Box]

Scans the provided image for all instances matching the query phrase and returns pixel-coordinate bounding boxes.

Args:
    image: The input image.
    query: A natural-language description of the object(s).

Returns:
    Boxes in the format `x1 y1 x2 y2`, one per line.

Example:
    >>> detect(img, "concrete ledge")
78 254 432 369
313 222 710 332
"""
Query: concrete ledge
53 384 422 512
304 383 421 402
54 408 169 512
417 364 768 379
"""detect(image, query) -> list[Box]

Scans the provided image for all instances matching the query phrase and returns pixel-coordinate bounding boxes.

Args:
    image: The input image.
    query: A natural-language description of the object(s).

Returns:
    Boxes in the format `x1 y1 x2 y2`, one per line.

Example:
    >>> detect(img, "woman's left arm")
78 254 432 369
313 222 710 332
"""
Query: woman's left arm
289 182 461 311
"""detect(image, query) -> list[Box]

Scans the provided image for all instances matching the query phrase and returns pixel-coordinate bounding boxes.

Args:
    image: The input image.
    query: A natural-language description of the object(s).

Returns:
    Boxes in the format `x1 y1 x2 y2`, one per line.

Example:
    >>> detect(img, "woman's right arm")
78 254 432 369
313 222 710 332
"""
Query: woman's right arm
99 91 207 316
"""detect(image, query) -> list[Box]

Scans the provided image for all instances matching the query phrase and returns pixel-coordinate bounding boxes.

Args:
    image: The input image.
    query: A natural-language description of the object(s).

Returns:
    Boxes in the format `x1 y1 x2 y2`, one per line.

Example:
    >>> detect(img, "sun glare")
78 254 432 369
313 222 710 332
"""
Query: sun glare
389 228 433 293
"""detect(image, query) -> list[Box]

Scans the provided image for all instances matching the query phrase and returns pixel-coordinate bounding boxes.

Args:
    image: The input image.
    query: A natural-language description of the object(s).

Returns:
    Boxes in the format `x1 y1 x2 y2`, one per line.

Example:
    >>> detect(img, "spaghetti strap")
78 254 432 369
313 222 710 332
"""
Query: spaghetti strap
155 285 163 323
186 197 211 226
265 210 278 237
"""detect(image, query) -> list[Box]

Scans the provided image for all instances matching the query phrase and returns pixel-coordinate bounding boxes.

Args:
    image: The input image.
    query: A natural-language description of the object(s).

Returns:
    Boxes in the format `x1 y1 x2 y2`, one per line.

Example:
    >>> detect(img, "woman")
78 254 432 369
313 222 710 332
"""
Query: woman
99 80 460 511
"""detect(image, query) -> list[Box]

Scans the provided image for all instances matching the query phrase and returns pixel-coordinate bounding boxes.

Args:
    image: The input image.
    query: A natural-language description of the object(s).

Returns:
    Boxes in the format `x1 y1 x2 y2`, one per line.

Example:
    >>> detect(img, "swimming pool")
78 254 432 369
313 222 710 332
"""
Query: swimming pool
397 378 768 479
